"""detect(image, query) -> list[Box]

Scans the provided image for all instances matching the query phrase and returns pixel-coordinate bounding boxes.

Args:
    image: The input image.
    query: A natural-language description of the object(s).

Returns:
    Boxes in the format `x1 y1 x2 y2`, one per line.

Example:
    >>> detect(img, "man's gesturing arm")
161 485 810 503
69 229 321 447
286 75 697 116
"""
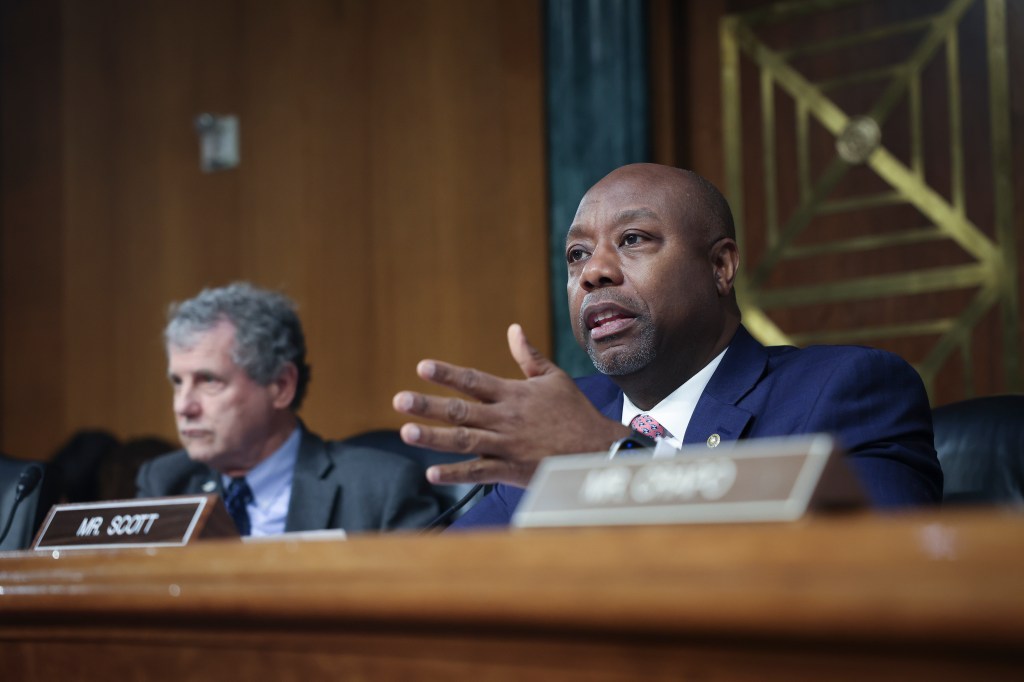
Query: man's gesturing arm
393 324 630 488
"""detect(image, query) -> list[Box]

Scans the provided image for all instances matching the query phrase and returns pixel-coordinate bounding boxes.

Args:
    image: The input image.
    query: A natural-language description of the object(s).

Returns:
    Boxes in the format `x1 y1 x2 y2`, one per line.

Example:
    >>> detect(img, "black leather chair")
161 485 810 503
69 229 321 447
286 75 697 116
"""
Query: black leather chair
341 430 481 522
0 455 61 551
932 395 1024 505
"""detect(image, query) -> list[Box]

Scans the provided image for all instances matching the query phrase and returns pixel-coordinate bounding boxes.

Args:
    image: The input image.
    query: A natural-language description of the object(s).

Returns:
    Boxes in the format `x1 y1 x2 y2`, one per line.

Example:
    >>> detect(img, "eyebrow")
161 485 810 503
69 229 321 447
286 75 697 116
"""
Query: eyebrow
566 223 586 242
566 207 661 243
613 208 661 224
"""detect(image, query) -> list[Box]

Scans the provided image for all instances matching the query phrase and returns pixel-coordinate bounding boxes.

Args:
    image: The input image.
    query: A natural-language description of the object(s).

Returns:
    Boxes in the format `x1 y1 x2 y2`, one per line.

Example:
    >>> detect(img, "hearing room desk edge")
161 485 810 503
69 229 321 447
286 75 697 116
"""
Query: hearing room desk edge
1 508 1021 681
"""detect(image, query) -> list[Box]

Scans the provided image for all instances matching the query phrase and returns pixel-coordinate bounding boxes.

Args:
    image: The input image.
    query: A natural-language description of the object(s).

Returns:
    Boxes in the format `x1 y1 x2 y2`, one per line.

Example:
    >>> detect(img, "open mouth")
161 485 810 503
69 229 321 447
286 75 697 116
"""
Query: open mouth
585 304 637 341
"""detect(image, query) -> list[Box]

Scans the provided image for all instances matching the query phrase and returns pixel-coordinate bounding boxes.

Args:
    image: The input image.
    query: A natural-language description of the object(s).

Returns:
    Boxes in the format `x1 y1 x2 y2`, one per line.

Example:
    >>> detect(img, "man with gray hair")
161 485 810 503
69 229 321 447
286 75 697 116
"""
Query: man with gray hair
136 282 439 535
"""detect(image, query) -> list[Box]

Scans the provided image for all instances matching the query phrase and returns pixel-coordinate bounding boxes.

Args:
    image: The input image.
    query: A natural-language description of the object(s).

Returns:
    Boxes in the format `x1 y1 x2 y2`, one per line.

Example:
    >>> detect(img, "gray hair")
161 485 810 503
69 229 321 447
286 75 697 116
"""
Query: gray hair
164 282 311 410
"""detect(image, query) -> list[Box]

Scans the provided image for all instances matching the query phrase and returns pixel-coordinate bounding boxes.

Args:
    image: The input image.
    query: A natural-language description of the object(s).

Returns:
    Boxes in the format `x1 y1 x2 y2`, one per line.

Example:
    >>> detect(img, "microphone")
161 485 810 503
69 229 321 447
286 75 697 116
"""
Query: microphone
16 465 43 499
420 484 485 533
0 464 44 547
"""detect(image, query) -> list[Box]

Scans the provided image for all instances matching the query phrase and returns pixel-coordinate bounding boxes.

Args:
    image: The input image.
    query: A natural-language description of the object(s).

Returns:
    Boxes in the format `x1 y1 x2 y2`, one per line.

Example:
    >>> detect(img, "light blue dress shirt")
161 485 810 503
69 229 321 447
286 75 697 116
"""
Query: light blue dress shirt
221 427 300 537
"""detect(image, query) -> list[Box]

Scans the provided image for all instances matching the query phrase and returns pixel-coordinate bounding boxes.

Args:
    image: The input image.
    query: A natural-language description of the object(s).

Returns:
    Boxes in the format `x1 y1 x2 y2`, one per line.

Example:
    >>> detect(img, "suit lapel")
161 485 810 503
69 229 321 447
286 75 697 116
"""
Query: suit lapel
284 428 338 532
195 469 222 496
581 328 767 449
598 392 624 421
578 374 625 421
683 326 765 447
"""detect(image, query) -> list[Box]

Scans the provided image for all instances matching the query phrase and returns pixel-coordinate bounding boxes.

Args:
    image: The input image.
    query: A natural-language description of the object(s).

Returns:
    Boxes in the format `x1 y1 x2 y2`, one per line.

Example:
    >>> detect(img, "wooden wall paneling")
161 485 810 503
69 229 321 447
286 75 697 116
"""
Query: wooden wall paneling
363 0 437 434
354 0 548 437
66 2 163 440
648 0 730 177
61 0 117 441
235 0 330 426
244 1 380 434
229 0 548 439
497 0 552 329
1 0 65 460
238 0 306 290
682 0 729 188
649 0 678 167
1 0 549 457
423 1 549 369
150 1 246 433
63 1 245 445
155 0 245 296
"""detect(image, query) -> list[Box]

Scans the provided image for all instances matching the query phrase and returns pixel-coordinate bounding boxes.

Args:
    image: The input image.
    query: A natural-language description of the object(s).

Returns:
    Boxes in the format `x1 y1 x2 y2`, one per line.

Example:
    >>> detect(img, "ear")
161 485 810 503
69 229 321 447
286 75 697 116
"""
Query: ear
710 238 739 296
269 362 299 409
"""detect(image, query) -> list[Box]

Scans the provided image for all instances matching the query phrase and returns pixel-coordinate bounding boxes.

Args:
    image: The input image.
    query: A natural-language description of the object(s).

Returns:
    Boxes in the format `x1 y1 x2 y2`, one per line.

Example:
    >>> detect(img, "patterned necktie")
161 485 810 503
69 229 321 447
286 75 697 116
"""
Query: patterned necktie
630 413 670 440
224 477 253 536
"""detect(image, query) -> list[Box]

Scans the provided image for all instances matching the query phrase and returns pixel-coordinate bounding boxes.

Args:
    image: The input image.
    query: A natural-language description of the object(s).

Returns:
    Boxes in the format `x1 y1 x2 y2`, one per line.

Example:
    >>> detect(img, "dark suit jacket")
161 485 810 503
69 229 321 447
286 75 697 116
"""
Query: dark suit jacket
454 325 943 529
136 427 440 533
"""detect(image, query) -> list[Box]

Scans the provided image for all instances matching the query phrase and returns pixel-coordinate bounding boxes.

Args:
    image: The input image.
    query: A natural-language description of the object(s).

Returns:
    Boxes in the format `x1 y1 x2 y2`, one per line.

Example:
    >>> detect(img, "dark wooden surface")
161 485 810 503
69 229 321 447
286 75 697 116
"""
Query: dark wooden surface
1 508 1021 680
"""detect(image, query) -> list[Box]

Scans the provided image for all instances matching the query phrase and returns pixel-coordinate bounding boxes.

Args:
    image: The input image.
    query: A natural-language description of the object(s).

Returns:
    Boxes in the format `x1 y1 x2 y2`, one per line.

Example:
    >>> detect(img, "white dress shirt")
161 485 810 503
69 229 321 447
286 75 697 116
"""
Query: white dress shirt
620 348 727 457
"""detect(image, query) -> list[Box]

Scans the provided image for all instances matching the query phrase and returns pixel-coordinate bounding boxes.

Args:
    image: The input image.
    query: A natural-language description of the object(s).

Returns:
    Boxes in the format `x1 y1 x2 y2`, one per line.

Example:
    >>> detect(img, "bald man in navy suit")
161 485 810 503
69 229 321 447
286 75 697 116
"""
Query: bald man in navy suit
393 164 941 528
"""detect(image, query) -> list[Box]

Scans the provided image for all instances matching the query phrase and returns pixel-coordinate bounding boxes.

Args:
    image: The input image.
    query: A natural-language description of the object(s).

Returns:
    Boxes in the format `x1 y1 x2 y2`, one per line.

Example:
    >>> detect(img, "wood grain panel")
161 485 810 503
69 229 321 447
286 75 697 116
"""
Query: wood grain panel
2 510 1023 680
0 0 547 460
0 0 65 460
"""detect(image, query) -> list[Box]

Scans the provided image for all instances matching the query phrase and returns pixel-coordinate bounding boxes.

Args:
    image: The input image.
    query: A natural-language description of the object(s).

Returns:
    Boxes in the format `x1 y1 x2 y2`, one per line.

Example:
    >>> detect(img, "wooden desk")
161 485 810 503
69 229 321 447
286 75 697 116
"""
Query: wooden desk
1 509 1021 681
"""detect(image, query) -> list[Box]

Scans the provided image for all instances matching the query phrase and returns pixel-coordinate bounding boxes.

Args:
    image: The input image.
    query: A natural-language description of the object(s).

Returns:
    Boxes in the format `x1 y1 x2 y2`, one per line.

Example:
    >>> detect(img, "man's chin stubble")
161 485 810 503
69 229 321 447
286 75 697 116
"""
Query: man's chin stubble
586 330 656 376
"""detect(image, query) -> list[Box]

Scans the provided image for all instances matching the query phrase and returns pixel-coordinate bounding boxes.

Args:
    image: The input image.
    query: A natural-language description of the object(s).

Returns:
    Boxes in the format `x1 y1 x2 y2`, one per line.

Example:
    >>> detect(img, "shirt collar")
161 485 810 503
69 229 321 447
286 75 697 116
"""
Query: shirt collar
222 426 301 509
620 347 728 446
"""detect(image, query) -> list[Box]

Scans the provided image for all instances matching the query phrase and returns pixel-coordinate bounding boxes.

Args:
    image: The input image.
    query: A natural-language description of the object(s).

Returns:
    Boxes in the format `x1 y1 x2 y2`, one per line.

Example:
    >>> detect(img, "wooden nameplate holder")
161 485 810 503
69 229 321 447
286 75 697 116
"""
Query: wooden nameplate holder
31 494 238 551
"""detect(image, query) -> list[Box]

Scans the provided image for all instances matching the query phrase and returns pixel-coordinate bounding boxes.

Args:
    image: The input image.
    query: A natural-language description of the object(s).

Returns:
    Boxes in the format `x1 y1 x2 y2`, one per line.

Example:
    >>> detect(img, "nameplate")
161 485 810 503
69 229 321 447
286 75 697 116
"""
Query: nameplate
32 495 239 550
512 434 865 528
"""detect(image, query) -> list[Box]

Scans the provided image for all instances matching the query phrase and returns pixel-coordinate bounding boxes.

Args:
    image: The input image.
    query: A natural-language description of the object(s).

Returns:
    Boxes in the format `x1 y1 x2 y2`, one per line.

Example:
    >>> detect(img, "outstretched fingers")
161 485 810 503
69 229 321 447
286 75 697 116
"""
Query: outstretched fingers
393 390 479 426
425 455 533 488
424 457 512 485
398 421 501 456
392 324 571 488
415 359 505 402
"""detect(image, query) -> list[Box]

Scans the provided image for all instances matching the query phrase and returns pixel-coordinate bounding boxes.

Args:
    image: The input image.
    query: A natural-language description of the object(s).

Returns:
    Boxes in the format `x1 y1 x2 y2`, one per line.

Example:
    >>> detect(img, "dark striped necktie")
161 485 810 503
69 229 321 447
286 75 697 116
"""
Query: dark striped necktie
224 476 253 536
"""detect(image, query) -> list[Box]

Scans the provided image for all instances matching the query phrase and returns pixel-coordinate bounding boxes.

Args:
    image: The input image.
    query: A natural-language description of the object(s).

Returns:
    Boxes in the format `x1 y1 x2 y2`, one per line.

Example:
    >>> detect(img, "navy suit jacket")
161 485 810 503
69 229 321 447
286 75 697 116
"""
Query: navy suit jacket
453 325 943 529
136 427 440 534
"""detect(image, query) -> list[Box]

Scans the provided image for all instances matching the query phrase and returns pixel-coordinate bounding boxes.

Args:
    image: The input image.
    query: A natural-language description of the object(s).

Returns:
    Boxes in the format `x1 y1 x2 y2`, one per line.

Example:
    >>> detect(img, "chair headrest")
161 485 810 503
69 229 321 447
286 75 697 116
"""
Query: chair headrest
932 395 1024 504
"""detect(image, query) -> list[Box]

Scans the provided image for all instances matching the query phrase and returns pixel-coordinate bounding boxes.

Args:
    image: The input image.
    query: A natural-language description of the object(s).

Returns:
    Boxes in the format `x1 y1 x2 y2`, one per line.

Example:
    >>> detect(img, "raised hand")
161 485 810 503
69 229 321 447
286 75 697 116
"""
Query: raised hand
393 324 629 487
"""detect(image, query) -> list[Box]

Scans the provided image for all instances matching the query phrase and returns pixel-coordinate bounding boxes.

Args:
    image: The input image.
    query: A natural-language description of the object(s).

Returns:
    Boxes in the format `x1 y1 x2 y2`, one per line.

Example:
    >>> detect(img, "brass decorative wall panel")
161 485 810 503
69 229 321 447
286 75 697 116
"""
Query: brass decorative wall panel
721 0 1018 401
